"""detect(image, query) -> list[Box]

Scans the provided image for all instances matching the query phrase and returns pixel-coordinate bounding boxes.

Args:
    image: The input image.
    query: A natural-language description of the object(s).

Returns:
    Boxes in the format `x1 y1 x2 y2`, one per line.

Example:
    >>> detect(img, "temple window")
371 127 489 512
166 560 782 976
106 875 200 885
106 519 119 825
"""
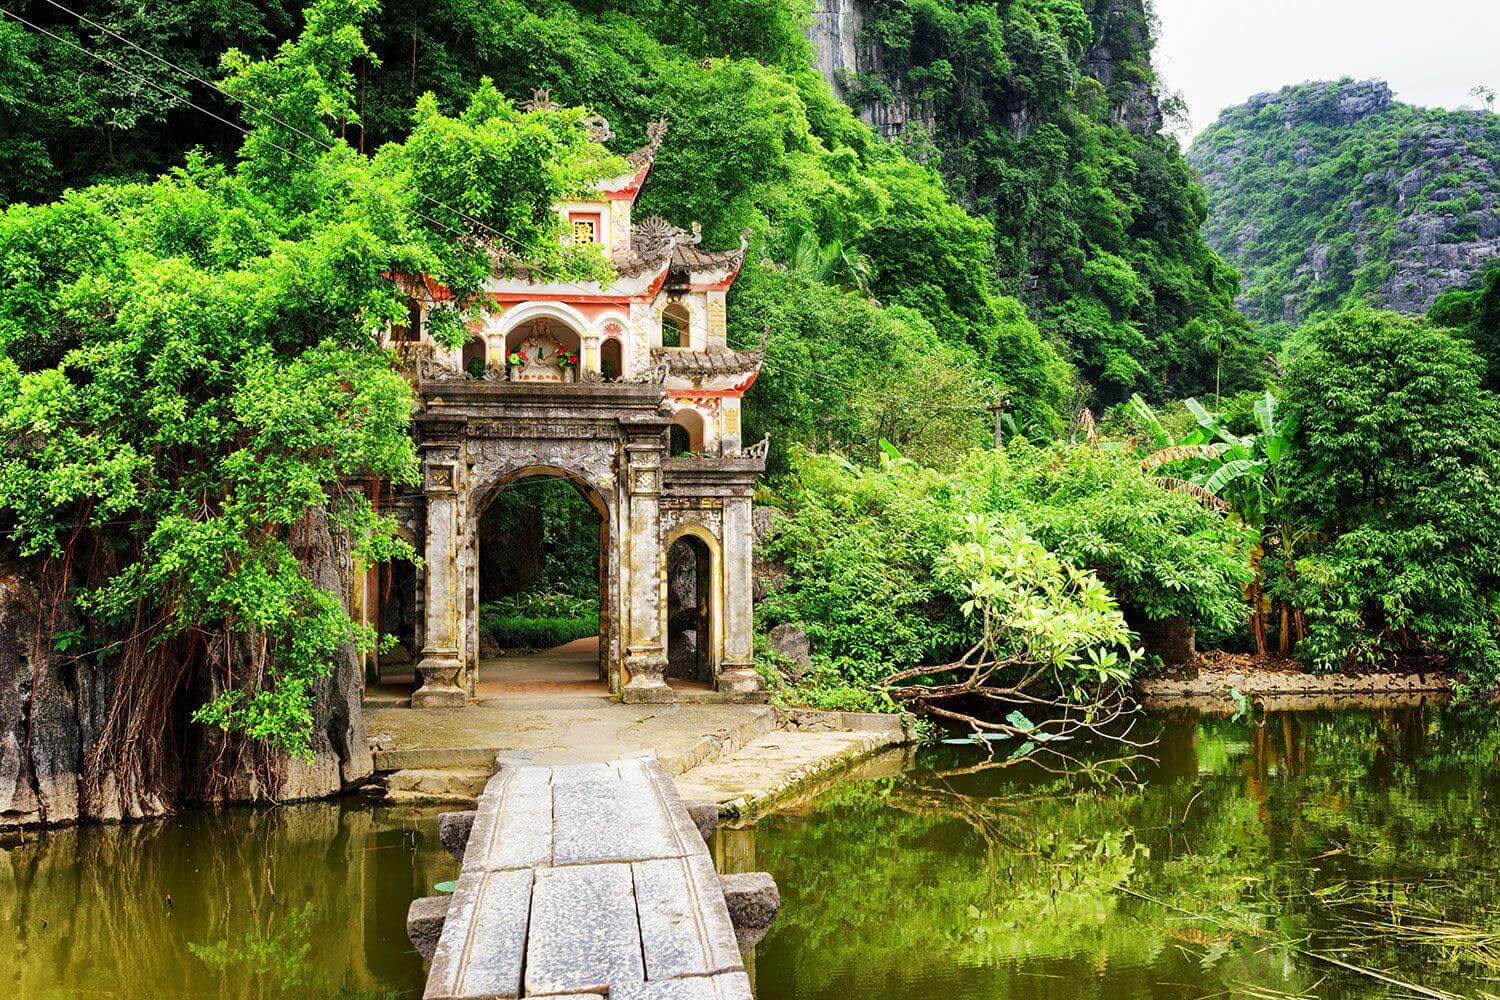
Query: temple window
461 336 487 379
601 337 623 380
504 318 583 383
569 213 599 244
662 300 691 349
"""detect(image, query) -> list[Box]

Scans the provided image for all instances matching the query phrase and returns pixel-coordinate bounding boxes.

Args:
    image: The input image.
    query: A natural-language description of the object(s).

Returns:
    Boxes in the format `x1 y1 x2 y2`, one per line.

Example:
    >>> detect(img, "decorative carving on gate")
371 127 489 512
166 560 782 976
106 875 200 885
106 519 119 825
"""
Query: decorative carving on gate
468 438 618 509
726 433 770 461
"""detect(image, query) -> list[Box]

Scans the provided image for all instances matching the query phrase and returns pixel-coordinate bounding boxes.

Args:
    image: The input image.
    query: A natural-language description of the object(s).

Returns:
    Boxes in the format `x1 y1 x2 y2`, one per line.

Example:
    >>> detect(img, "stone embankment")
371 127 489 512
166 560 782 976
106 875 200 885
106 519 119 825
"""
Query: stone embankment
1138 664 1452 714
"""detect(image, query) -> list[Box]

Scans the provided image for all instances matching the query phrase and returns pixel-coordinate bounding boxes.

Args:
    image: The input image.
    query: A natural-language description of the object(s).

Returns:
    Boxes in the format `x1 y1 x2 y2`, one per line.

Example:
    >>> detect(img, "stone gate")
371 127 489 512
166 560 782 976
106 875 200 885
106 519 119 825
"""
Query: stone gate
378 107 768 707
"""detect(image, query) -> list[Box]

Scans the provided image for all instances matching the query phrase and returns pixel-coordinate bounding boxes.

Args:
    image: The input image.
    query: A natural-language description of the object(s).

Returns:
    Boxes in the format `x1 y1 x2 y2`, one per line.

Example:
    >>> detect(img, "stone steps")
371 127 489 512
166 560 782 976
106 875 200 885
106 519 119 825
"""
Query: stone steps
673 728 908 819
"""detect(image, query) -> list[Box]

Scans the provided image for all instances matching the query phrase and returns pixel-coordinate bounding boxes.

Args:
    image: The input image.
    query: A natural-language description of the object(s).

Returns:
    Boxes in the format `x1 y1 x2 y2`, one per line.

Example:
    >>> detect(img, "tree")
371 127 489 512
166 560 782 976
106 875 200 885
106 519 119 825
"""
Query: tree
0 0 623 806
1133 391 1296 655
1429 265 1500 391
1277 309 1500 682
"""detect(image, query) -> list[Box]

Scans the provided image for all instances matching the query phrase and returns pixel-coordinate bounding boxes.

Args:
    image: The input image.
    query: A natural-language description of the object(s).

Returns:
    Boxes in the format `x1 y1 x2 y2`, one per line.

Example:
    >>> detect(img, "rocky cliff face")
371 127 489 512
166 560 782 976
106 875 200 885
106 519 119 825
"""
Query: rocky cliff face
808 0 1162 141
807 0 935 139
1189 79 1500 322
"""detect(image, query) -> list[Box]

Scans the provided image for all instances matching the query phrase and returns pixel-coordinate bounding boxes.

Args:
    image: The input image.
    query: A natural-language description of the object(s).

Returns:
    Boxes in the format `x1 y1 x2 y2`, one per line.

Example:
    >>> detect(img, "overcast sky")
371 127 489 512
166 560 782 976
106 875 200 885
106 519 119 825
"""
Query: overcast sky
1152 0 1499 142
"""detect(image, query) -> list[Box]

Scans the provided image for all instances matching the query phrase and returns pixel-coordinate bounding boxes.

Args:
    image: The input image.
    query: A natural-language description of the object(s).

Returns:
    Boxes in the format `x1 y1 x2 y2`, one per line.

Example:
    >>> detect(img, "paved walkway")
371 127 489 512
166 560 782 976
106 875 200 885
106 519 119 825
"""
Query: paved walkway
368 637 712 705
366 639 913 811
424 756 753 1000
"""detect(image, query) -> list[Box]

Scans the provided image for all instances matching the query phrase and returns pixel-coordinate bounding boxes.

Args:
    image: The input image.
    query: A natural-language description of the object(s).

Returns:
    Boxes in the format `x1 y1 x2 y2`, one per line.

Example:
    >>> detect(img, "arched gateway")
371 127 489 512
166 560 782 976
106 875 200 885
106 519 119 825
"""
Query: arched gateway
377 106 768 706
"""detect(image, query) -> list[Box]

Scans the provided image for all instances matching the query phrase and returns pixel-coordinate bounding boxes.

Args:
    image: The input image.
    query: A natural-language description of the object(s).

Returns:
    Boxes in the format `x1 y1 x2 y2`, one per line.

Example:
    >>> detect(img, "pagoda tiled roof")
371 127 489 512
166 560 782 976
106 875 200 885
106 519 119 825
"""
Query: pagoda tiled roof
651 346 764 378
651 328 767 378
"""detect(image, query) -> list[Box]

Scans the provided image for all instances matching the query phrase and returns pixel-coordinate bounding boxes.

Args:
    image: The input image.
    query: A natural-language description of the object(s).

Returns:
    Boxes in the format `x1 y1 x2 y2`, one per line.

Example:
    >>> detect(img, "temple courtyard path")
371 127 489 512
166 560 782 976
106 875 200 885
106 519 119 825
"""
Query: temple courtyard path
364 640 911 815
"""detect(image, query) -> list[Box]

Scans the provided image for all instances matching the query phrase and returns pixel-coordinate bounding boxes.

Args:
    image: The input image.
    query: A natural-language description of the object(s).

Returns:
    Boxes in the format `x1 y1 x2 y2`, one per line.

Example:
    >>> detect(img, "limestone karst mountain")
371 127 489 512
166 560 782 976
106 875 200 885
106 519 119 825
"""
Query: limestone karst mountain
1188 79 1499 325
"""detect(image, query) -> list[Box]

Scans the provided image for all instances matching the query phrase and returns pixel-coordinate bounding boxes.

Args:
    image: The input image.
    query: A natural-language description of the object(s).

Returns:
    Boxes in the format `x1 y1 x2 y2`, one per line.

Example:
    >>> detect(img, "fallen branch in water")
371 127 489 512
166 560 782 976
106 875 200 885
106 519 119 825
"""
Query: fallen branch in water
1117 884 1460 1000
878 515 1157 755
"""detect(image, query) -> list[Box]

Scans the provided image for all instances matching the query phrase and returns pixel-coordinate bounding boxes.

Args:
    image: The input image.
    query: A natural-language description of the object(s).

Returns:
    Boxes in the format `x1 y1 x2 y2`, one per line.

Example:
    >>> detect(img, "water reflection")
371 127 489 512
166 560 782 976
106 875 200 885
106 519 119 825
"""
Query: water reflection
5 709 1498 999
1 801 451 998
730 707 1500 1000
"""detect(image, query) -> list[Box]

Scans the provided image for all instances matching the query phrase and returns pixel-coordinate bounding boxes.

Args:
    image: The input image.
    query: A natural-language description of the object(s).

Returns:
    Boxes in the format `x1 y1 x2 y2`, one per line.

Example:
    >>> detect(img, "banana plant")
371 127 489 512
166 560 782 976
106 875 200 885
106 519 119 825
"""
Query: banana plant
1132 391 1300 655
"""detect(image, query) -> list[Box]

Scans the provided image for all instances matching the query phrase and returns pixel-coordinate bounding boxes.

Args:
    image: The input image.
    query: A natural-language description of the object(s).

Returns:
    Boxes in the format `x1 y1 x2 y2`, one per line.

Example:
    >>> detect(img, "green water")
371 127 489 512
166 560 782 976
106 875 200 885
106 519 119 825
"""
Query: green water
4 706 1499 998
738 706 1500 1000
2 801 447 998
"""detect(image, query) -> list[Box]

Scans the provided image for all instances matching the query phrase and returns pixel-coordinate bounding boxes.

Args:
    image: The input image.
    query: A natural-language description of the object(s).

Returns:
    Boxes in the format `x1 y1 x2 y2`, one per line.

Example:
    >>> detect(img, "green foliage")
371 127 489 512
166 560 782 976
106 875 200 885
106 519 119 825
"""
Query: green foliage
1189 80 1500 327
1277 309 1500 681
1430 265 1500 391
758 441 1250 688
0 0 620 754
735 266 1020 471
964 443 1252 636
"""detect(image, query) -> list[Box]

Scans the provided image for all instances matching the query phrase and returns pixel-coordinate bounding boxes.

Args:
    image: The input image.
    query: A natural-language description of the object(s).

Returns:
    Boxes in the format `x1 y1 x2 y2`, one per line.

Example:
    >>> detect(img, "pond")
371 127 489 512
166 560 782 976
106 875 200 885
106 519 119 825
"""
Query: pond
3 705 1497 999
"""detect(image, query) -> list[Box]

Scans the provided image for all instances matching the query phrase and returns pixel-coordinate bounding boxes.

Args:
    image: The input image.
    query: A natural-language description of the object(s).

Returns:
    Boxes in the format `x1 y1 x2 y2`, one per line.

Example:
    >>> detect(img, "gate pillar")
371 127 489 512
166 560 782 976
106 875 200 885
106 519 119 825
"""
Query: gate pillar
717 495 761 700
622 419 672 703
413 416 469 707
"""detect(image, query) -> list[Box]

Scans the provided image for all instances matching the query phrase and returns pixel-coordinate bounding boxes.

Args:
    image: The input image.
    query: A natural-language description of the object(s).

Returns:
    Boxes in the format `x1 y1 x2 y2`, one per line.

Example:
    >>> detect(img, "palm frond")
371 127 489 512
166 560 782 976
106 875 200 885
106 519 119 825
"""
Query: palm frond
1202 457 1262 494
1140 443 1226 471
1156 477 1234 512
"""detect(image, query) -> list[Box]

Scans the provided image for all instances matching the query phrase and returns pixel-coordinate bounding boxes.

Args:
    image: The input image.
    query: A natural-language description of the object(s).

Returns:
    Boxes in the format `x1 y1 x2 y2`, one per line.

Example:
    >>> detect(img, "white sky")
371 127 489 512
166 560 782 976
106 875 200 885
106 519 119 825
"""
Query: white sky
1151 0 1499 142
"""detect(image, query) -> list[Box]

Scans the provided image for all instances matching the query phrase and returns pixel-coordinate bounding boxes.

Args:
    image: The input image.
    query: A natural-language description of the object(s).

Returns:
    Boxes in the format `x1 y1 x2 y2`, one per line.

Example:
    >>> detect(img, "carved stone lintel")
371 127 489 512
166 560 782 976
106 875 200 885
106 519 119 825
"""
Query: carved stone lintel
418 356 462 382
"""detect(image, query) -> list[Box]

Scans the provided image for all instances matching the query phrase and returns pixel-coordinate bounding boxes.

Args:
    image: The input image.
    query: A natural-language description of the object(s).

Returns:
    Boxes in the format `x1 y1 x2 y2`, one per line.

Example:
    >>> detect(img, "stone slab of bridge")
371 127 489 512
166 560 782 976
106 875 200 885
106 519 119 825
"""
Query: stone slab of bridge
415 753 769 999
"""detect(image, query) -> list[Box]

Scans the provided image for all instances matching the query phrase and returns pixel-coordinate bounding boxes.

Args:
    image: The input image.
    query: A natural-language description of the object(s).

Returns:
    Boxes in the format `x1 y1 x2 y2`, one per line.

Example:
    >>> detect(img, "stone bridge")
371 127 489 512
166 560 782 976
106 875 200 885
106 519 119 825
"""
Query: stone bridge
407 754 779 998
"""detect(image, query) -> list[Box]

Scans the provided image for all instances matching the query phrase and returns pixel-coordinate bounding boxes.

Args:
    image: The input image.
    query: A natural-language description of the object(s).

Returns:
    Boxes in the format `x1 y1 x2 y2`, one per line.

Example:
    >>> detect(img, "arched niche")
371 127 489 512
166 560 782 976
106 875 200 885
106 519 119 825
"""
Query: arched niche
669 408 706 456
601 337 624 380
461 335 487 379
665 527 721 686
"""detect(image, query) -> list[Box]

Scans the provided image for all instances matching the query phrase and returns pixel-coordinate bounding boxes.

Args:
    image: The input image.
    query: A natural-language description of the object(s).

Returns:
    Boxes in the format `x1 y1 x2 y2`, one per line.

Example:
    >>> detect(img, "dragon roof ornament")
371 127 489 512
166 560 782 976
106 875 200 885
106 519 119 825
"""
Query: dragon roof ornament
520 88 559 112
521 88 614 142
632 216 702 258
628 116 670 166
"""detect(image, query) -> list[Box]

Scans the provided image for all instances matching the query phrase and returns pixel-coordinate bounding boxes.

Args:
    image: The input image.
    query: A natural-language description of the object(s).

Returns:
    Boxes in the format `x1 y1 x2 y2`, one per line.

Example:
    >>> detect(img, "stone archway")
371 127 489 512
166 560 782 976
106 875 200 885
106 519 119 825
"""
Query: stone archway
410 386 677 706
665 527 721 685
470 465 614 684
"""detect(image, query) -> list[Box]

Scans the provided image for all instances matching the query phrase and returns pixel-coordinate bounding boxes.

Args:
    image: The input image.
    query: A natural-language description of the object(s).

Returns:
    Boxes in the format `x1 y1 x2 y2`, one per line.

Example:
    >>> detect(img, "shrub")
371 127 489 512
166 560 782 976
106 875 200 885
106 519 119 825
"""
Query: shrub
1277 309 1500 683
758 441 1251 689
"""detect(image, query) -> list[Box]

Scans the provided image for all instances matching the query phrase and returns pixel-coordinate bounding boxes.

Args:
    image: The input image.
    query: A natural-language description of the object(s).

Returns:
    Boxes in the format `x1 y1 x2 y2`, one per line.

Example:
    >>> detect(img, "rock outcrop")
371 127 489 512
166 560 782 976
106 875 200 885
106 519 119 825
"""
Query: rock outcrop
807 0 936 140
1190 79 1499 322
0 505 374 830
